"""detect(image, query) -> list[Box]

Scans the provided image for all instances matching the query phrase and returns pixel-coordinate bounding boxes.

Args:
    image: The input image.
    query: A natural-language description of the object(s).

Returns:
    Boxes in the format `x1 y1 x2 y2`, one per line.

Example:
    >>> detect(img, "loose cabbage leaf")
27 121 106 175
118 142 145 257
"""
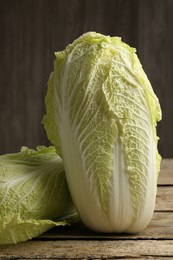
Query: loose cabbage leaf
43 32 162 233
0 146 76 244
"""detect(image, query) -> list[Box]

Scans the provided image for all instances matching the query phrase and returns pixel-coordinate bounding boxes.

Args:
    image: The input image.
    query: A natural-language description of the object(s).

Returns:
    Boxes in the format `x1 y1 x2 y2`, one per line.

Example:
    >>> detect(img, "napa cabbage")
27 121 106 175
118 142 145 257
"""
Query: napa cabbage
43 32 162 233
0 146 76 244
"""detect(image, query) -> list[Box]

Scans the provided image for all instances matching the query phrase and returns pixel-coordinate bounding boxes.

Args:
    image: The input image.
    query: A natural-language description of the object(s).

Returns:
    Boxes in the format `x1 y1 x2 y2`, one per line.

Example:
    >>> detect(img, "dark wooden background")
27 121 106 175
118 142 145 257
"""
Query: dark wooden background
0 0 172 158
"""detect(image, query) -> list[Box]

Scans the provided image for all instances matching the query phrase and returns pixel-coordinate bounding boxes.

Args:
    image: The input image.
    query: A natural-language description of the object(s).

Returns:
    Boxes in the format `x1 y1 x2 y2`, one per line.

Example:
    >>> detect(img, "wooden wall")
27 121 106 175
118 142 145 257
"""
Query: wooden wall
0 0 173 158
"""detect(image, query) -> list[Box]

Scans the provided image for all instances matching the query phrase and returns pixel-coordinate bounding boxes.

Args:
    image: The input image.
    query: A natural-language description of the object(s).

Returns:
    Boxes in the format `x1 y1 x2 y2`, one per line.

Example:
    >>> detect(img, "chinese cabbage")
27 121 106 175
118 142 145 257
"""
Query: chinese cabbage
0 146 76 244
43 32 162 233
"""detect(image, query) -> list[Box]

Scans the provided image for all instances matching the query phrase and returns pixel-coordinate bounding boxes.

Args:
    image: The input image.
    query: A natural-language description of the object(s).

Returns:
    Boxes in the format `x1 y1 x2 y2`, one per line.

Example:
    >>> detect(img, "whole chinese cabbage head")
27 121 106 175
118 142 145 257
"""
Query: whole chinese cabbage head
43 32 162 233
0 146 76 244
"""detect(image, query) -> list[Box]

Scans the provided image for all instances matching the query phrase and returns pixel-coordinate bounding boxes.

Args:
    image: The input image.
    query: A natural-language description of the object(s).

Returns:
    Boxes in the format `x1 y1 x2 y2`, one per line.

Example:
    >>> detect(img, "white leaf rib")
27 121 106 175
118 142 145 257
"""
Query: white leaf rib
74 99 103 143
70 51 104 128
77 107 105 149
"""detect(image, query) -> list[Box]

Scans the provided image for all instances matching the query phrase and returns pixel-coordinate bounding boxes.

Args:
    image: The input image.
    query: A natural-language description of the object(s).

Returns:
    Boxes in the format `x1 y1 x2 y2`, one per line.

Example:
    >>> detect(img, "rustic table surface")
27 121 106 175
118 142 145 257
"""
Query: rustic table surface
0 159 173 259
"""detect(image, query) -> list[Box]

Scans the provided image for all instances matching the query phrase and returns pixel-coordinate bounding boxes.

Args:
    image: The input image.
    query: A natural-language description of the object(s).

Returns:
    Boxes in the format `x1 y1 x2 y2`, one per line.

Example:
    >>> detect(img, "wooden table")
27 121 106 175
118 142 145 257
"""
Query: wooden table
0 159 173 259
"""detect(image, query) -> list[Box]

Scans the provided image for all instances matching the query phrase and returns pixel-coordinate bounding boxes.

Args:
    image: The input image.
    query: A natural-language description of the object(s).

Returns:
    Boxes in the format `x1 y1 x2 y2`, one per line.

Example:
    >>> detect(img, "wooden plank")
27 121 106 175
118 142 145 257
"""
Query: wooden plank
38 212 173 240
156 186 173 211
158 159 173 185
1 240 173 259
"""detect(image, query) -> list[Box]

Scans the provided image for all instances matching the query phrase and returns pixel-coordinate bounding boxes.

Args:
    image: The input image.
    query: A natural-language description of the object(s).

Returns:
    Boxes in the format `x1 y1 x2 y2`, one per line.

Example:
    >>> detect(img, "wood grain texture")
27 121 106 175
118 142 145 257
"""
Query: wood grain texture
1 240 173 259
155 187 173 211
0 0 173 157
